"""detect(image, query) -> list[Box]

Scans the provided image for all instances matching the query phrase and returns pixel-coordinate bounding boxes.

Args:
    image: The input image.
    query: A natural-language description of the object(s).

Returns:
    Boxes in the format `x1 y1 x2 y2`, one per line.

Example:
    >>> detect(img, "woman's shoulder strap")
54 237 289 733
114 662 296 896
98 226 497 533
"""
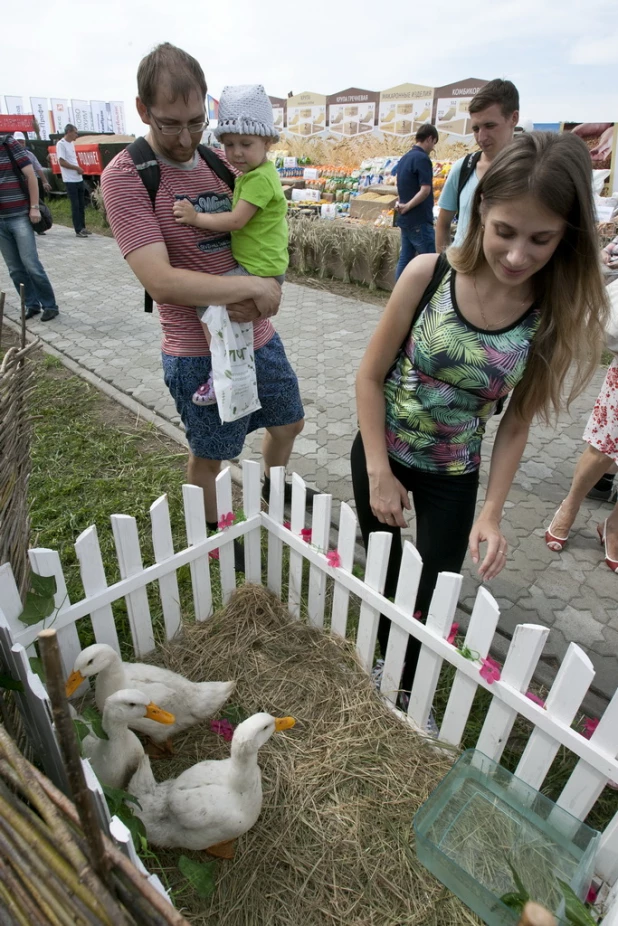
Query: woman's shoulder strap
411 252 451 327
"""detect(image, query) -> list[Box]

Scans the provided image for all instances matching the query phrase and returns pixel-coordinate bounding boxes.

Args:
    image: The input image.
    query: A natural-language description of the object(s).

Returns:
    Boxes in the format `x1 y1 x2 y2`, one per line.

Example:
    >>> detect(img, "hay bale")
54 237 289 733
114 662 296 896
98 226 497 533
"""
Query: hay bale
146 585 480 925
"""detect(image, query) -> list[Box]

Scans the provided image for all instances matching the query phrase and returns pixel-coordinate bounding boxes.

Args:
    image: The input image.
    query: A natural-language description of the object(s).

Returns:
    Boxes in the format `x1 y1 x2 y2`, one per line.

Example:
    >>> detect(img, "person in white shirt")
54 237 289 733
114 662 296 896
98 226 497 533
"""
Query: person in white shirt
56 124 91 237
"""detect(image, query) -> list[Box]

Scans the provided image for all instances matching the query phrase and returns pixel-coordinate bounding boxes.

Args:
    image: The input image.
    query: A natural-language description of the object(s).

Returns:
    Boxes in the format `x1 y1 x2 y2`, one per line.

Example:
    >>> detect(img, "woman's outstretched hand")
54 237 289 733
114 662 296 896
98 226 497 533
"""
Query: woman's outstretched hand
368 471 411 528
469 515 508 581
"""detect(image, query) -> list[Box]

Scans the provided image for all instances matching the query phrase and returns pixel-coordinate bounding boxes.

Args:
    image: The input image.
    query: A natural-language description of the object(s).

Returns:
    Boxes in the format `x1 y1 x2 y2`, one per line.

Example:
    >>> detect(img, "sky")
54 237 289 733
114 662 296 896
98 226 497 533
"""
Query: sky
2 0 617 135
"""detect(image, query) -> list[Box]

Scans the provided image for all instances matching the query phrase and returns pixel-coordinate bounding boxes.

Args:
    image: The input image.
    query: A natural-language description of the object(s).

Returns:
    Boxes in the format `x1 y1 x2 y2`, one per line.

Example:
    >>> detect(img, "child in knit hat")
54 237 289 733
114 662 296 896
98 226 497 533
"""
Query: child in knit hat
173 84 288 406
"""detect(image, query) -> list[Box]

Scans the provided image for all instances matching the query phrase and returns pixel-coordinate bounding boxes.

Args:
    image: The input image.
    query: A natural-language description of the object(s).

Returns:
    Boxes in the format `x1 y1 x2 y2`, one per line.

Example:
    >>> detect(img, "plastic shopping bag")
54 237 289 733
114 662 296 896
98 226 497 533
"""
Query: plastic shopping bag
204 305 261 423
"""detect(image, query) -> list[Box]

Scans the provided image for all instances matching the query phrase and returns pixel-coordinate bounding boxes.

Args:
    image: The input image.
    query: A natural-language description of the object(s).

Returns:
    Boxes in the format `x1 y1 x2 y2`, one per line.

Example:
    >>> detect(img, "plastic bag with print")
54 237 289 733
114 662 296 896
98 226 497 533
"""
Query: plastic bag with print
204 304 261 422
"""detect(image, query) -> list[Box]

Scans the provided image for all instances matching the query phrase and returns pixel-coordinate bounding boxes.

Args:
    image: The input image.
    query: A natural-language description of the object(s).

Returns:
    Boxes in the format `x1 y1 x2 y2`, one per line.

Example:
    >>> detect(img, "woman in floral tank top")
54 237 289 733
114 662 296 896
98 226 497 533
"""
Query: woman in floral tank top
352 131 610 699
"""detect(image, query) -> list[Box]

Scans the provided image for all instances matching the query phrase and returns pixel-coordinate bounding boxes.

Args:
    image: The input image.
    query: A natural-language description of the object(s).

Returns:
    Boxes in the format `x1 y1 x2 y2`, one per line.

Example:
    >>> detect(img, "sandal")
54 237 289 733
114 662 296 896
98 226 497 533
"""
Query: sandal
545 504 570 552
597 520 618 573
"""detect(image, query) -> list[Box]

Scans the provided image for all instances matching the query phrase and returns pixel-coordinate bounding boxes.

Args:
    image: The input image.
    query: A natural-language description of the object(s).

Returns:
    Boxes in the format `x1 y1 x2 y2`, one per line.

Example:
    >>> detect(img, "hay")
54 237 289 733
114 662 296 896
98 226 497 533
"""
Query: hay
144 585 481 926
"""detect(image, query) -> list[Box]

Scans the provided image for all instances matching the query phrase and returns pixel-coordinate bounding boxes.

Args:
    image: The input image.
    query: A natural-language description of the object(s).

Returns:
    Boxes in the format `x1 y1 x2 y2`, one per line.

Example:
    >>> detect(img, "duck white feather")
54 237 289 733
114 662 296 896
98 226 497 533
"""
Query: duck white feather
128 712 295 851
82 689 174 788
65 644 235 743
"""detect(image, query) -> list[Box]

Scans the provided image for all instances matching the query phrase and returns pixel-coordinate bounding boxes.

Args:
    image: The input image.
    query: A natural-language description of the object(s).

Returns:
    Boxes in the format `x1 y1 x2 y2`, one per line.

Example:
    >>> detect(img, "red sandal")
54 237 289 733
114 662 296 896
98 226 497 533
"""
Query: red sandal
545 505 570 552
597 520 618 573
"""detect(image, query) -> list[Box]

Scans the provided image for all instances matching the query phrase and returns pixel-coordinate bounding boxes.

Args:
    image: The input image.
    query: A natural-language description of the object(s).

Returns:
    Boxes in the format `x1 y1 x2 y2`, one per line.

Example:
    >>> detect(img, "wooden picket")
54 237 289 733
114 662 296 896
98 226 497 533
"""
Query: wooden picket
266 466 286 598
183 483 212 622
329 502 357 638
75 525 121 653
288 473 307 619
149 496 181 642
2 464 618 910
242 460 262 586
307 493 331 628
111 515 155 657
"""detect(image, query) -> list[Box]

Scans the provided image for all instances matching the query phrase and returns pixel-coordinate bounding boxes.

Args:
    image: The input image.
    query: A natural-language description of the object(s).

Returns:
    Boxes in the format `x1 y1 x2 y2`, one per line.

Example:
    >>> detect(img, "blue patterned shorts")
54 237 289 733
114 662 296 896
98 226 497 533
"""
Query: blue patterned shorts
162 332 304 460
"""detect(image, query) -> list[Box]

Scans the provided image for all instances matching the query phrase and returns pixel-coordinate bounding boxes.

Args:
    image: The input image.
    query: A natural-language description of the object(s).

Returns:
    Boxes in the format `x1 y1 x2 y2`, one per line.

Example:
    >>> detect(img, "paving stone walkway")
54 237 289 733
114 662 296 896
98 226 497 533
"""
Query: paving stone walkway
2 224 616 706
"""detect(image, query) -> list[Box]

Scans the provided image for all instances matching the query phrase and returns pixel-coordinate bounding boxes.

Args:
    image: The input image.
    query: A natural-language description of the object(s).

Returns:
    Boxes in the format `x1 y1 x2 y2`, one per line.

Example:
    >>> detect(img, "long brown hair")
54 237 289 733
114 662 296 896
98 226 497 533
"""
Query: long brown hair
450 131 609 422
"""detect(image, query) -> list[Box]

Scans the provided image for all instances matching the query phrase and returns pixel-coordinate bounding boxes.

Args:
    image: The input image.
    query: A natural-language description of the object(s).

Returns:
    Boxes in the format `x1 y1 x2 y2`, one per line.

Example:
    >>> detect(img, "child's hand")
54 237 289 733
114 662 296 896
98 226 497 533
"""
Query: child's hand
173 199 199 226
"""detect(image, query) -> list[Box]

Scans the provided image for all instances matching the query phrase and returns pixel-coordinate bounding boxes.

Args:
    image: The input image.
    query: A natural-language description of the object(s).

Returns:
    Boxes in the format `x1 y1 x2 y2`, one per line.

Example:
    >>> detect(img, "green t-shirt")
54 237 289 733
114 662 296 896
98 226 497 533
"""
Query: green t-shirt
232 160 288 277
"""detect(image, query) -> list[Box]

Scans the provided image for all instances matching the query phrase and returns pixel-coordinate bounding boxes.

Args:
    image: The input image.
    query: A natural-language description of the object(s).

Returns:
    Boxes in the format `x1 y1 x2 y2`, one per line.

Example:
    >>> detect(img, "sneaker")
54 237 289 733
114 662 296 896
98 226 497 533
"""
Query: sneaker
76 229 90 238
371 659 385 690
192 378 217 406
82 229 92 235
587 476 616 503
25 306 41 319
40 308 59 322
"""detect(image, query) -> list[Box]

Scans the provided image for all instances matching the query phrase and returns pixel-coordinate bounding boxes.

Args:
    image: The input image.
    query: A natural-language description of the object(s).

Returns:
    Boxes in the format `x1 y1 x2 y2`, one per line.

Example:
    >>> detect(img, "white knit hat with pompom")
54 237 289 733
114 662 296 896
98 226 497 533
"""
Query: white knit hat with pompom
214 84 279 140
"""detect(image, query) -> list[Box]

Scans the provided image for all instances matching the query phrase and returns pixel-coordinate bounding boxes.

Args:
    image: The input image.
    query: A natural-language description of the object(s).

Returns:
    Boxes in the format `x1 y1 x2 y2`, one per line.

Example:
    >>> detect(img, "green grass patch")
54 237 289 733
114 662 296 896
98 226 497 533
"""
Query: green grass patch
27 350 220 655
47 195 112 237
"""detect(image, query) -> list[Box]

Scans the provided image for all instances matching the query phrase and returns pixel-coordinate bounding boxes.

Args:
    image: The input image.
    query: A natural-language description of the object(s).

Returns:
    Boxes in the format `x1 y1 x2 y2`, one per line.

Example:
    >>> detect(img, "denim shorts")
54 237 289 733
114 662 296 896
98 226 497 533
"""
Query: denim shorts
162 332 304 460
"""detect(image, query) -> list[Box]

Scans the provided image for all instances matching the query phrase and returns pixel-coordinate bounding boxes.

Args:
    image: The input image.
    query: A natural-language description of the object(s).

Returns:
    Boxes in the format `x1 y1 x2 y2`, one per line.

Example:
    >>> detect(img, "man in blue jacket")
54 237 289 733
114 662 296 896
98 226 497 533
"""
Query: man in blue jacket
393 124 438 280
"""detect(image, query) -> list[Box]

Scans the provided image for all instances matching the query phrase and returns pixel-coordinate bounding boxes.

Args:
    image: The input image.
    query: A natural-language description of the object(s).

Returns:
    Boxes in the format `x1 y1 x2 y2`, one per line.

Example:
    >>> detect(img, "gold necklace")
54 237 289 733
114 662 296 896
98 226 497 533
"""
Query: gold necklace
473 275 528 330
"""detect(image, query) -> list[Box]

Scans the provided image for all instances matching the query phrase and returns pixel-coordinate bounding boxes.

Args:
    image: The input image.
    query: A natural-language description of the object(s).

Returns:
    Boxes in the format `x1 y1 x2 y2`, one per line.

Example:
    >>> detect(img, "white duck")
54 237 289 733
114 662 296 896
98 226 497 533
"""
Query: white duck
82 689 174 789
128 712 295 857
65 643 235 749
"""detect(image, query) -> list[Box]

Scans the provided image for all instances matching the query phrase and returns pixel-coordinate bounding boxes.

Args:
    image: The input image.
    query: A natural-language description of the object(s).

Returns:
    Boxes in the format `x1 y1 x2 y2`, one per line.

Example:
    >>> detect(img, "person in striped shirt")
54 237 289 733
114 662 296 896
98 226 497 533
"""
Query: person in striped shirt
102 44 305 549
0 133 59 320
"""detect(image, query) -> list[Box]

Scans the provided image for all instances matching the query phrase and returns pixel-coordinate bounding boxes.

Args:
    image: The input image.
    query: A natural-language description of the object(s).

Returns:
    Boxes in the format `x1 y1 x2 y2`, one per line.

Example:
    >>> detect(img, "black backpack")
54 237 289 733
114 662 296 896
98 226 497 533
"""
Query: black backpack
127 137 236 312
456 150 482 216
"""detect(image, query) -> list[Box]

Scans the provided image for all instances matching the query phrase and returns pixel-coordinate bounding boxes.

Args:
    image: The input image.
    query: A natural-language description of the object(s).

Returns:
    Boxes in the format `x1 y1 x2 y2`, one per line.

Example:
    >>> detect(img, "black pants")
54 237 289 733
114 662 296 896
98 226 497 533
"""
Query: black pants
66 181 85 234
351 431 479 691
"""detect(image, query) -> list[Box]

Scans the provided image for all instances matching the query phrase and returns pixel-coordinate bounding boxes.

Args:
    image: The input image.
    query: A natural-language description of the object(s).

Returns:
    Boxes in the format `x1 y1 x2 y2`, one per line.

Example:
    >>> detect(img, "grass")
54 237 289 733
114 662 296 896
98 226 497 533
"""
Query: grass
47 195 112 237
27 350 226 656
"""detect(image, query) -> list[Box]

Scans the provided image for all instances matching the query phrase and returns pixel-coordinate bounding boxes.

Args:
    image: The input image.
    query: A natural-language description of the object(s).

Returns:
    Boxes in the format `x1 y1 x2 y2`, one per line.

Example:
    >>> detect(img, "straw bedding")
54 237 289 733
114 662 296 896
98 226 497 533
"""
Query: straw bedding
145 585 480 925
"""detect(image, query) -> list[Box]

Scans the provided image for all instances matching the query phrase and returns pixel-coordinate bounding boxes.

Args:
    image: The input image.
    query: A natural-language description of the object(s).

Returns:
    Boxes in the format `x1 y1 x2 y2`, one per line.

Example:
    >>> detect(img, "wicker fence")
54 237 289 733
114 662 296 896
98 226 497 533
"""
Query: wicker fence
0 291 38 599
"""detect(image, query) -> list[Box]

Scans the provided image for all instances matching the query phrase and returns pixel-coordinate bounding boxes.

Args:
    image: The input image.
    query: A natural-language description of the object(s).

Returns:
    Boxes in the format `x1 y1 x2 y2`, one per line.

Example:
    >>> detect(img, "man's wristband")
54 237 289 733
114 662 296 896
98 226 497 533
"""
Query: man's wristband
30 206 40 212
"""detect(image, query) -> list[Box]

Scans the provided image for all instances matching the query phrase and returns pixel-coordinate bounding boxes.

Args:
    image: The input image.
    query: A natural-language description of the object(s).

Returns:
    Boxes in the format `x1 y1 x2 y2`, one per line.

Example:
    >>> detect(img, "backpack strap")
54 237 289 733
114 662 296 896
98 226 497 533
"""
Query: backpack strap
196 144 236 192
127 138 161 312
128 139 236 312
455 150 482 216
386 253 450 381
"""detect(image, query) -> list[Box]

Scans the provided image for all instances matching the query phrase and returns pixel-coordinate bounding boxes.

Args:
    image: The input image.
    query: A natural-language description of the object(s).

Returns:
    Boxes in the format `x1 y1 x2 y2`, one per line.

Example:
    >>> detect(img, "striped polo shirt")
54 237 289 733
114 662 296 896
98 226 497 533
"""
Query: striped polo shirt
101 145 275 358
0 136 30 217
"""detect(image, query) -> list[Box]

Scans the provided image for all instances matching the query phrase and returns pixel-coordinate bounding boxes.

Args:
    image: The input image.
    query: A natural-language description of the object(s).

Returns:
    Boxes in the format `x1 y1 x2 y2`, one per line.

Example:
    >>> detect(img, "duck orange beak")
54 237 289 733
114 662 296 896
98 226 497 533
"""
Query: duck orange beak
274 716 295 732
145 702 175 725
65 670 86 697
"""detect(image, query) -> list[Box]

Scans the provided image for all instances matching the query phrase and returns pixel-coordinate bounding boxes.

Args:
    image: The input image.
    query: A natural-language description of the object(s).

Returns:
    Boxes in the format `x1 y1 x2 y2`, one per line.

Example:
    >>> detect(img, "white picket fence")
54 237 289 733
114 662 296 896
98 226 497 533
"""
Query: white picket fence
1 460 618 921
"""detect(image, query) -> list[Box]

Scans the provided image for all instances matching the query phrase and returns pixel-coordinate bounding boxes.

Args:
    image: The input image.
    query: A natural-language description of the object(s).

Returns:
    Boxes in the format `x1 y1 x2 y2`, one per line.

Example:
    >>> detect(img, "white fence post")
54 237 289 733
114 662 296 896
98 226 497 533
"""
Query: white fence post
307 493 332 629
439 586 500 746
216 468 237 604
75 525 121 653
407 570 461 727
475 623 550 762
242 459 262 586
29 548 82 680
515 643 595 789
288 473 307 619
266 466 286 598
182 484 212 622
556 685 618 825
329 502 357 638
110 515 155 657
355 531 391 672
149 496 181 642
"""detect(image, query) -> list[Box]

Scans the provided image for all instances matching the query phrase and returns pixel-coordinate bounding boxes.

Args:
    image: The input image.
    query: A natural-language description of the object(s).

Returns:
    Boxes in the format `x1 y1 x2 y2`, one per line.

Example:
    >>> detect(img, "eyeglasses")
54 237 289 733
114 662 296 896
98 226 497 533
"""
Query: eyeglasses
150 114 209 136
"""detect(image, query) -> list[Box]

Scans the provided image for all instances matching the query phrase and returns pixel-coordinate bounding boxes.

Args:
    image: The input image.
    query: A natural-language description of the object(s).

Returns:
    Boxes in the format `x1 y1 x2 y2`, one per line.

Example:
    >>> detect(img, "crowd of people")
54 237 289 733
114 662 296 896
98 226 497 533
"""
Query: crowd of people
1 46 615 711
